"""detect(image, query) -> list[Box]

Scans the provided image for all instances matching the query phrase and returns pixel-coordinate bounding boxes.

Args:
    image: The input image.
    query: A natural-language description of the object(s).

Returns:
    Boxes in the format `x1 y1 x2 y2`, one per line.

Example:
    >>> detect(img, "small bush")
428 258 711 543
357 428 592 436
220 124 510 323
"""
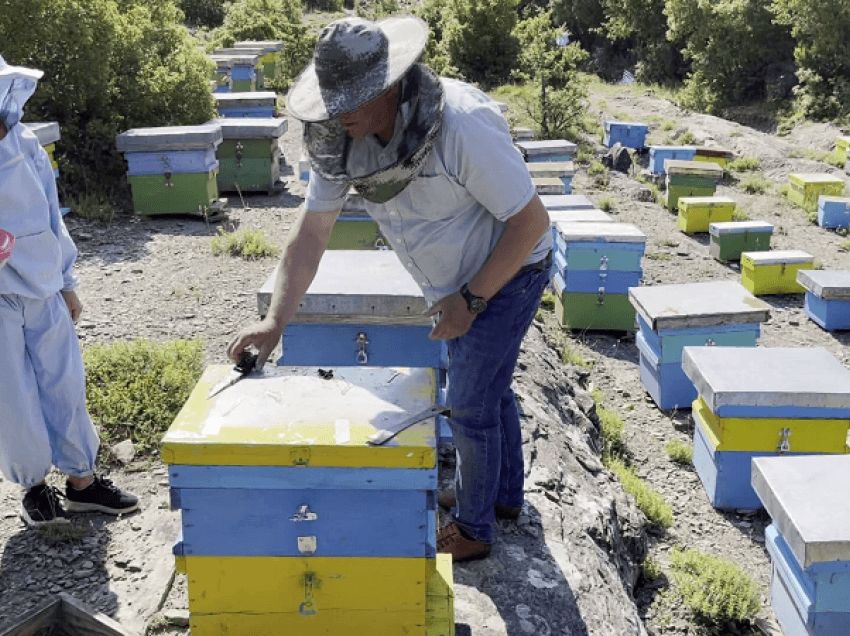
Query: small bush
212 228 280 259
738 174 771 194
731 208 751 221
838 240 850 252
561 345 592 369
597 196 614 212
676 130 696 145
68 192 116 225
669 547 761 622
84 339 205 462
777 184 791 198
727 157 761 172
588 160 610 187
661 121 675 131
539 290 556 310
641 556 662 582
575 146 595 165
646 252 673 261
607 457 674 528
665 439 693 465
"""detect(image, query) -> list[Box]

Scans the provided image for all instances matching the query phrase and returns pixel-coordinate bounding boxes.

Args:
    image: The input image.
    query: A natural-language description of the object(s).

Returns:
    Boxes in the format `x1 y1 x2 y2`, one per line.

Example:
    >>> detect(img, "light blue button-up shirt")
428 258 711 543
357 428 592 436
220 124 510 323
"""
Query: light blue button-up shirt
305 78 553 303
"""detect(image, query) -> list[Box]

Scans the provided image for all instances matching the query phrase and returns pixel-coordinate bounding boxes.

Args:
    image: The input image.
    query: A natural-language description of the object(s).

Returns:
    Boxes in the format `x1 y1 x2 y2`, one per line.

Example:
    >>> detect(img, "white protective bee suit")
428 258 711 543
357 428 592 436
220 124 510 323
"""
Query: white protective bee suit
0 56 99 488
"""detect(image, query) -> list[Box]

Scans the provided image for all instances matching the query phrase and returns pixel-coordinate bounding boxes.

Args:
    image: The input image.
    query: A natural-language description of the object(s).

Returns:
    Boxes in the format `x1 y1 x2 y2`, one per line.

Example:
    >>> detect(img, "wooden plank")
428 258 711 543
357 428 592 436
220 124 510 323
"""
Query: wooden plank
0 598 61 636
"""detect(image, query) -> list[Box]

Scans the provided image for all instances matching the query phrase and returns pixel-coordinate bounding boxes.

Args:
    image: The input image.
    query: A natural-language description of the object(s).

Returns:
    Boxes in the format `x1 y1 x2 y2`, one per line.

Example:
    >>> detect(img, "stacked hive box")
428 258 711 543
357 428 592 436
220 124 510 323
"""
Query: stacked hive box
709 221 774 262
665 160 723 211
540 194 594 211
515 140 577 162
512 127 534 141
234 41 285 87
210 53 261 93
115 124 226 217
210 55 235 93
834 135 850 165
210 118 286 194
214 49 264 90
328 206 387 250
258 250 451 443
677 196 736 234
162 365 454 635
787 174 845 213
23 122 60 178
797 270 850 331
753 455 850 636
693 147 734 169
629 281 770 411
648 145 696 174
816 196 850 229
682 346 850 510
741 250 814 295
551 222 645 331
528 161 574 194
603 120 648 149
542 195 609 245
213 91 276 118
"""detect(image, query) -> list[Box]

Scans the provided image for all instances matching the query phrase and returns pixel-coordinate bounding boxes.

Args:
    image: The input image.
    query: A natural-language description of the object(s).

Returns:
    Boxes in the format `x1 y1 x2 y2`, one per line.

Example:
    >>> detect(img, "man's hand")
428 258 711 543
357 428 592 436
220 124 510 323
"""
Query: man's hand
61 290 83 323
426 292 475 340
226 319 282 367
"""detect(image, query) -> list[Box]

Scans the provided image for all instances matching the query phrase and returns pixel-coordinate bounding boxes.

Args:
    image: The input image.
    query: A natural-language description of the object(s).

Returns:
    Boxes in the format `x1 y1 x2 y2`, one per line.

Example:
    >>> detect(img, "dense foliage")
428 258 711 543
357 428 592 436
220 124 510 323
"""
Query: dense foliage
178 0 227 27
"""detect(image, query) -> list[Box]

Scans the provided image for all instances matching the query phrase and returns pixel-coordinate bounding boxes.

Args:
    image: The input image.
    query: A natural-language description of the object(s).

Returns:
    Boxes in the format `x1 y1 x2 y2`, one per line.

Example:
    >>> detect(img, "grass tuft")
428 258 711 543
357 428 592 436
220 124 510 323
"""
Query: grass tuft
726 157 761 172
607 456 674 528
737 174 771 194
646 251 673 261
539 290 556 310
211 227 280 260
838 240 850 252
597 196 614 212
665 439 693 465
640 556 662 582
731 208 751 221
68 192 116 225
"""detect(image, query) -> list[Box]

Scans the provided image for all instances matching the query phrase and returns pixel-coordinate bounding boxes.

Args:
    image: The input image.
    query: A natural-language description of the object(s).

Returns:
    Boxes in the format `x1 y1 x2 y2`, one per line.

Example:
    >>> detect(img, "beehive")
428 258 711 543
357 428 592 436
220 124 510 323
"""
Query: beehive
648 145 696 174
797 270 850 331
211 118 286 194
629 281 770 411
817 195 850 229
213 91 277 118
233 41 285 87
214 47 266 89
665 160 723 211
22 122 60 178
532 177 565 195
693 146 734 168
527 161 574 194
709 221 773 262
539 194 594 211
741 250 814 295
787 173 845 213
603 120 648 149
677 196 736 234
515 139 577 162
210 53 261 92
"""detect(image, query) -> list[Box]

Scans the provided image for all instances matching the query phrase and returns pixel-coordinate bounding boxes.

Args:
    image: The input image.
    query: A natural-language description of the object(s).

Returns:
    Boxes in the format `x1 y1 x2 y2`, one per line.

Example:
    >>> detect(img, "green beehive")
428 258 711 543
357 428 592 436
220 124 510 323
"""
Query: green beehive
552 284 637 332
327 193 388 250
709 220 774 262
664 160 723 212
212 118 287 194
234 41 285 86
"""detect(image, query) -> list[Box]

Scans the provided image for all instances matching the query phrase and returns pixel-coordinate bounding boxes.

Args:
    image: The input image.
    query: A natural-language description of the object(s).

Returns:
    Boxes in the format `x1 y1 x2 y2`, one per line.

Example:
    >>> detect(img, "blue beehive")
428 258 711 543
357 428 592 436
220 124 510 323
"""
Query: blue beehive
797 270 850 331
753 455 850 636
629 281 770 411
817 196 850 229
258 250 451 443
515 139 577 162
648 145 696 174
683 347 850 510
528 161 574 194
213 91 277 118
603 121 648 149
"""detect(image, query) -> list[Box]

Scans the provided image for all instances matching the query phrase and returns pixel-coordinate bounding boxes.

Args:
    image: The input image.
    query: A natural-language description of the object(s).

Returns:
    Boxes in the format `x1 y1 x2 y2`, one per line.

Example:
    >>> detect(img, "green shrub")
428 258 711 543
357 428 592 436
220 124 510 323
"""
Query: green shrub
179 0 226 27
575 146 595 165
676 130 696 145
839 240 850 252
607 457 674 528
731 208 751 221
661 120 675 131
645 251 673 261
561 345 592 369
597 196 614 211
212 228 280 259
727 157 761 172
539 290 556 310
777 184 791 197
84 339 205 461
640 556 662 582
665 439 693 465
68 192 116 225
354 0 398 20
738 174 771 194
669 547 761 622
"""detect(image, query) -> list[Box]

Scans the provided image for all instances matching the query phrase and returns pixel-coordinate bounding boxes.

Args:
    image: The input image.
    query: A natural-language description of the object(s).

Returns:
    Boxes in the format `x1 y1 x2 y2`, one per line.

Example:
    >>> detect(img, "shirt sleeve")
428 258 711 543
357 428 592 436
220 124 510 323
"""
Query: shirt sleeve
304 169 349 213
442 101 536 222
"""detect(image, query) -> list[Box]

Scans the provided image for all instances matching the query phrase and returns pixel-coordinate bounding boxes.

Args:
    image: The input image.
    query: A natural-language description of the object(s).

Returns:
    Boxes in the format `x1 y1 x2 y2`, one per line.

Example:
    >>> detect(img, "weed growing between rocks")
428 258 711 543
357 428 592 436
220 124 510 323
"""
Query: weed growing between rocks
737 174 771 194
83 338 205 463
838 239 850 252
726 157 761 172
211 227 280 260
665 439 693 465
598 196 614 212
732 208 751 221
606 457 675 529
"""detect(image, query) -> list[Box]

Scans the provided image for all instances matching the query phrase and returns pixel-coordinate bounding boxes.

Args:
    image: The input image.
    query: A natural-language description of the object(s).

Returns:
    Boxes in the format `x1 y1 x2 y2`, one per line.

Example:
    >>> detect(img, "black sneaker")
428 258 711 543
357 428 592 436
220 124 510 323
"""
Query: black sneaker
64 475 139 515
21 484 69 527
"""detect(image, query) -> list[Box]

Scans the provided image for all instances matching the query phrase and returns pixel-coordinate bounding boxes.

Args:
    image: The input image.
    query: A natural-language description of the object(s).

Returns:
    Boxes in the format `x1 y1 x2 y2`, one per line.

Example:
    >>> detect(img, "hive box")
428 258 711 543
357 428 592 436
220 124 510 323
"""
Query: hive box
213 91 276 118
648 145 696 174
211 118 286 194
683 347 850 509
753 455 850 636
629 281 770 411
603 120 648 149
834 136 850 165
798 270 850 331
788 173 845 213
551 222 645 331
817 195 850 229
23 122 61 178
209 55 235 92
234 40 285 86
115 124 226 217
210 53 260 92
512 127 534 141
162 365 454 635
540 194 594 211
532 177 565 195
548 209 612 225
515 139 577 162
665 160 723 211
741 250 814 295
693 146 734 168
215 47 265 88
677 196 736 234
709 220 773 262
527 161 574 194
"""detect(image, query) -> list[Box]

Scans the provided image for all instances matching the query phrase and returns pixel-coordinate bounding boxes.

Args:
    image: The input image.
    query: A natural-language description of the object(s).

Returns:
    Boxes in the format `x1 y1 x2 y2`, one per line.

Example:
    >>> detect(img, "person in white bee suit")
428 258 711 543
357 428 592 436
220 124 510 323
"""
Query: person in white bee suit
0 55 138 526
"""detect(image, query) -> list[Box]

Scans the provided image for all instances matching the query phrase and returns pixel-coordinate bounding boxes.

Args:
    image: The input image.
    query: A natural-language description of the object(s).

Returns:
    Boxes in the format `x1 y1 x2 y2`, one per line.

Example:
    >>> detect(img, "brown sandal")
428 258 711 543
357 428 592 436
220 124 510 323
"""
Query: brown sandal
437 523 491 562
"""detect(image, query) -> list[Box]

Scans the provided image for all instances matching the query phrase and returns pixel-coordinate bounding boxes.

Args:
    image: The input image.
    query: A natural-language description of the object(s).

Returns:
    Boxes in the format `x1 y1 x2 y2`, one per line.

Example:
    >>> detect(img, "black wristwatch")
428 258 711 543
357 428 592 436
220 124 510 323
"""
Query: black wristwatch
460 283 487 314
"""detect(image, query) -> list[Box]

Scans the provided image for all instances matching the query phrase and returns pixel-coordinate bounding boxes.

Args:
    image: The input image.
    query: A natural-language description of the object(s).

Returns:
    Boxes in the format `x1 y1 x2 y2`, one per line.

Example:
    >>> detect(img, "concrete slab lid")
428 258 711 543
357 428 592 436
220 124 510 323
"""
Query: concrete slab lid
628 280 770 330
681 346 850 412
709 220 774 235
796 269 850 298
527 162 575 177
665 159 723 177
548 209 612 224
115 123 222 152
553 221 646 243
540 194 594 210
209 118 287 139
742 249 813 265
515 139 578 155
678 196 736 206
752 455 850 568
209 53 260 65
214 91 277 105
259 250 429 322
22 121 60 145
234 40 285 51
789 172 845 183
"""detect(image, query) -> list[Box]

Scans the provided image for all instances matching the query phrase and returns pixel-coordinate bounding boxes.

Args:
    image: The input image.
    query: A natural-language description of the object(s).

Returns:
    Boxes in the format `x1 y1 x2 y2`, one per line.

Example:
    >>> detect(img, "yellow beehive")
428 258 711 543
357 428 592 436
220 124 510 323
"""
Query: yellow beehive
787 173 845 212
835 136 850 164
693 146 734 169
741 250 814 295
677 196 736 234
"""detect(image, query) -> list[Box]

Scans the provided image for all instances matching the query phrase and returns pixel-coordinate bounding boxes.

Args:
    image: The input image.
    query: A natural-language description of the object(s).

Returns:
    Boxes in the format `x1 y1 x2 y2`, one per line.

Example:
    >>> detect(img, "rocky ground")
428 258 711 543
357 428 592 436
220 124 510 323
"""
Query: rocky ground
1 81 849 635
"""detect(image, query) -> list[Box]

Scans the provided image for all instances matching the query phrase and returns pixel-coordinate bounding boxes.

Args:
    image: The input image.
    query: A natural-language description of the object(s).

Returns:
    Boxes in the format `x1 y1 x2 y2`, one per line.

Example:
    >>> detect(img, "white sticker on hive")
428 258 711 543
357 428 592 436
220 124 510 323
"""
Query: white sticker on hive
335 419 351 444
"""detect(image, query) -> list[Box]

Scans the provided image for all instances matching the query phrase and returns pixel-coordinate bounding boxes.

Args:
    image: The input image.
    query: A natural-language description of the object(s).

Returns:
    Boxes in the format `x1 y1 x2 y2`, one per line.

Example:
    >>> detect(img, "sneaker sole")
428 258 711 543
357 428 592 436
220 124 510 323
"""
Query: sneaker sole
20 505 70 528
64 501 140 515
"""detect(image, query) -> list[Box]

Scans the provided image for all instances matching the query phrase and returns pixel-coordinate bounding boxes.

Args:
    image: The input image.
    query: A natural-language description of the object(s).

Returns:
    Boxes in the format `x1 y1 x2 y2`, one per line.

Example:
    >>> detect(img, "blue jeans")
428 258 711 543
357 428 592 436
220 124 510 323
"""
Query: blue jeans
446 264 550 543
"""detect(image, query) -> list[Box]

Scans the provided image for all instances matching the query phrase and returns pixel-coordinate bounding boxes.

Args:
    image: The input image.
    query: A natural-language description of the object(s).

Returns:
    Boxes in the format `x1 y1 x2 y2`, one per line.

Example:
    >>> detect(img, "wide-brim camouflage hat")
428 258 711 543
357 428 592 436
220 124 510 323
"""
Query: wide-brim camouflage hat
286 15 429 122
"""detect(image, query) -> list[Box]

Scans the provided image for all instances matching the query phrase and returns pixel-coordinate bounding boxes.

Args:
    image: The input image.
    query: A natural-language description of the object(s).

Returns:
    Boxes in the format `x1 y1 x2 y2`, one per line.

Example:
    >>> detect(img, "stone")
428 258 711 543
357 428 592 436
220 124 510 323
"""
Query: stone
163 608 191 627
111 439 136 465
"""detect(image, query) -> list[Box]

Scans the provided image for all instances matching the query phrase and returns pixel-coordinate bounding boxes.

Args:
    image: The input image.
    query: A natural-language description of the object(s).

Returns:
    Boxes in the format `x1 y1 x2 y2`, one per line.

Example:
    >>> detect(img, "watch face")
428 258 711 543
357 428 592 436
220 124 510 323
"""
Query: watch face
470 297 487 314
